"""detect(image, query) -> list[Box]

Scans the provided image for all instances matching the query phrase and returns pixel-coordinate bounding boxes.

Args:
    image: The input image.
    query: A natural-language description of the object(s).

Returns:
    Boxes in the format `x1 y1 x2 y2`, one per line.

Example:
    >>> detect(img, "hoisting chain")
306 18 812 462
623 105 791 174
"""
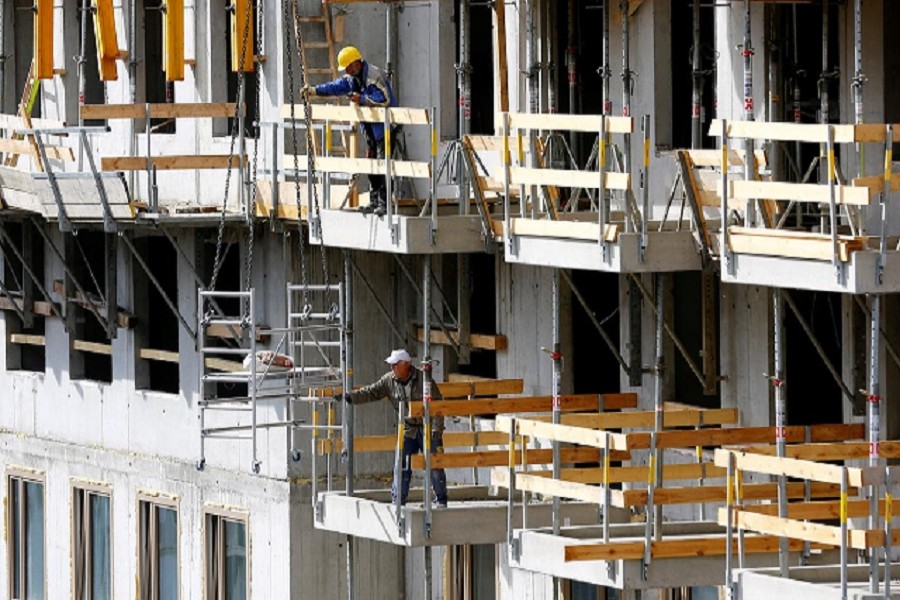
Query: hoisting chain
283 0 311 311
206 0 256 309
243 0 265 299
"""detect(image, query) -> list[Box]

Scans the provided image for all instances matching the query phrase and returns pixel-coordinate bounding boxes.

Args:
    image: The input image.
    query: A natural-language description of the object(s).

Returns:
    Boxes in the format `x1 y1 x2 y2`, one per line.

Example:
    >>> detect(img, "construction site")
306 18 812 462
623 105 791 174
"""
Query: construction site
4 0 900 598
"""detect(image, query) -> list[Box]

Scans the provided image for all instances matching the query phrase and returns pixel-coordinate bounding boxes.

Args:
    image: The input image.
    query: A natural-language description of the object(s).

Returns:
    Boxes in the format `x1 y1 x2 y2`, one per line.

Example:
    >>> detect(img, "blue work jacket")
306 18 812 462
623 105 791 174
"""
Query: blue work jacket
314 61 398 141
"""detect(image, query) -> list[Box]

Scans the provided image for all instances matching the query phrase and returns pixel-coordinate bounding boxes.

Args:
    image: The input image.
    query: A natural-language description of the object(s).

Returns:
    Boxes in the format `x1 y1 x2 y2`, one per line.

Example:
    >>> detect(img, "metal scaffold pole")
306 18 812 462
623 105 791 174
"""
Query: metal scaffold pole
566 0 577 154
422 255 434 599
690 0 702 149
652 273 664 540
868 293 881 594
602 0 611 117
458 0 471 137
620 0 632 232
526 0 538 217
852 0 866 234
551 268 562 600
343 251 355 600
773 289 789 577
78 0 90 169
741 0 756 226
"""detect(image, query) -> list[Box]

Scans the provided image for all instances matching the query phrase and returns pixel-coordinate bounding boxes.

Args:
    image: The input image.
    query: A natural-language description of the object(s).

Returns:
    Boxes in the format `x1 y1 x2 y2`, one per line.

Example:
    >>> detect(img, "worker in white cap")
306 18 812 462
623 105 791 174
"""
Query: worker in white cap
343 348 448 507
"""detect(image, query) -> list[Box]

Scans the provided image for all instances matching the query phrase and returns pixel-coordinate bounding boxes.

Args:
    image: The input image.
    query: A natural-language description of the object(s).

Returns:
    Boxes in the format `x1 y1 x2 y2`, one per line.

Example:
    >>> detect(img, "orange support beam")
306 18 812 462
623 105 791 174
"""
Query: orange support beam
230 0 254 73
34 0 54 80
164 0 185 81
93 0 119 81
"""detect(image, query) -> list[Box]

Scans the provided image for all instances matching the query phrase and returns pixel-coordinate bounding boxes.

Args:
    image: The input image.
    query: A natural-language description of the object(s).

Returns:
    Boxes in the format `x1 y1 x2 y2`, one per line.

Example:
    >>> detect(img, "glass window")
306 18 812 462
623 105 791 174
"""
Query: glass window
206 512 248 600
73 487 111 600
139 499 179 600
7 474 45 600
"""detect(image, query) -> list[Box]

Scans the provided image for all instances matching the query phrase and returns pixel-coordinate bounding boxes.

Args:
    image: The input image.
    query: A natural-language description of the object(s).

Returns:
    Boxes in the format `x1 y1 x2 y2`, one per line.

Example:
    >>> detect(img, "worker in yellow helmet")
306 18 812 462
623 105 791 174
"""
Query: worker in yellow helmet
303 46 398 216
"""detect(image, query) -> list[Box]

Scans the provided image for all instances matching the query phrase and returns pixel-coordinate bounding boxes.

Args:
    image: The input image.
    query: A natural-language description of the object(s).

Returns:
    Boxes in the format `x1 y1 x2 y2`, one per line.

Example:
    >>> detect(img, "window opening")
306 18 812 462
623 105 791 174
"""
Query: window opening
78 1 107 126
134 236 180 393
67 231 114 383
73 485 112 600
204 511 248 600
3 222 46 373
142 0 175 133
7 472 45 600
12 0 40 118
138 497 179 600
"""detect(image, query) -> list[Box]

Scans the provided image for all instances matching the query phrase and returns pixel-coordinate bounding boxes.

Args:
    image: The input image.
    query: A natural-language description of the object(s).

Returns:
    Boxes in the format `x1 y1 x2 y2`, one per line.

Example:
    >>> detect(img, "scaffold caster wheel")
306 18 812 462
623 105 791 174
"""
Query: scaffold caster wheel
252 461 261 474
196 458 206 471
291 450 302 462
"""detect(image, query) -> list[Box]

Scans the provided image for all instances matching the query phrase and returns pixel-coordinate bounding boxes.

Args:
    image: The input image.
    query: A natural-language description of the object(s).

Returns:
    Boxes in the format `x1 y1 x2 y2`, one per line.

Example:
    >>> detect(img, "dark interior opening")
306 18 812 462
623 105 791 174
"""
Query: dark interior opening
13 0 40 117
669 0 716 150
457 2 496 135
136 237 179 394
224 0 259 139
68 231 113 383
78 3 107 126
785 290 843 426
143 0 175 132
445 253 497 380
671 272 719 408
570 271 620 395
3 222 46 373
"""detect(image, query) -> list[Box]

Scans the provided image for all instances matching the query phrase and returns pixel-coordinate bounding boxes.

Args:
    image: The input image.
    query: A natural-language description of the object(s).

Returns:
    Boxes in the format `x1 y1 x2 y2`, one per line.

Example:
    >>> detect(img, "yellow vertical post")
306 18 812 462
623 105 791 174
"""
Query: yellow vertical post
34 0 54 80
93 0 119 81
164 0 185 82
230 0 254 73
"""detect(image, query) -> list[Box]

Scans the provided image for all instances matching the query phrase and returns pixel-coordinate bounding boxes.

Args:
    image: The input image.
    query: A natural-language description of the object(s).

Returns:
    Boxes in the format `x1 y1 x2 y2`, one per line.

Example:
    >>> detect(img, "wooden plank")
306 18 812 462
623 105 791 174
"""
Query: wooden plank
852 124 900 143
723 509 853 549
510 218 619 242
727 226 865 262
714 449 880 487
320 430 519 454
621 423 864 451
435 378 524 398
741 440 900 461
542 407 739 429
564 535 810 562
709 119 856 144
621 481 844 507
139 348 179 363
80 102 239 120
506 113 633 135
509 166 630 191
204 357 244 373
0 138 74 162
72 340 113 355
466 135 505 152
686 148 768 168
280 104 430 125
101 154 247 171
0 114 66 131
205 323 269 343
852 173 900 194
415 327 508 351
742 498 900 521
0 297 57 317
414 446 628 471
509 419 622 450
52 281 136 328
9 333 46 346
284 154 431 179
728 179 871 205
410 392 637 419
524 462 726 484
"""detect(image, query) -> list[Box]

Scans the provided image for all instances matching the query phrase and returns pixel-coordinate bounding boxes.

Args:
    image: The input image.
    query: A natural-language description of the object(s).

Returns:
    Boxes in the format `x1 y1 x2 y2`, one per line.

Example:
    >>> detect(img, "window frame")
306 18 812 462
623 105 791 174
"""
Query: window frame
7 467 47 600
202 504 250 600
71 480 114 600
136 491 180 600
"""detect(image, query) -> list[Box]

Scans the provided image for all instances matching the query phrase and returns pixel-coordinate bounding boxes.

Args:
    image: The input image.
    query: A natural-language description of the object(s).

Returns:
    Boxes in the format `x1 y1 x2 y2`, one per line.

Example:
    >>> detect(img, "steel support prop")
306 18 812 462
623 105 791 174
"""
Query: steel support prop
78 0 90 169
773 289 789 577
742 0 757 227
551 269 562 600
620 0 634 233
0 0 5 112
852 0 866 212
458 0 471 137
566 0 577 154
423 255 433 598
868 293 881 594
343 251 355 600
690 0 702 149
525 0 538 218
652 273 664 542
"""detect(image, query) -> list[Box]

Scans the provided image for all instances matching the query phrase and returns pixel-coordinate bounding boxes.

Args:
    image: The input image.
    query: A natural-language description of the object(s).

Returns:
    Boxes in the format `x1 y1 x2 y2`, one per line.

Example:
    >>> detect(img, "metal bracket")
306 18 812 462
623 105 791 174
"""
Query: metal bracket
509 535 520 563
33 133 72 233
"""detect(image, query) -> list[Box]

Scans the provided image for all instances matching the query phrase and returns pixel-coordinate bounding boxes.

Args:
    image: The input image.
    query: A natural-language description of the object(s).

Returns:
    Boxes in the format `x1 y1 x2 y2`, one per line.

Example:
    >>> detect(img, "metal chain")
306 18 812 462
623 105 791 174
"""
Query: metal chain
289 0 331 296
283 0 310 309
207 0 255 295
290 0 331 294
243 0 265 297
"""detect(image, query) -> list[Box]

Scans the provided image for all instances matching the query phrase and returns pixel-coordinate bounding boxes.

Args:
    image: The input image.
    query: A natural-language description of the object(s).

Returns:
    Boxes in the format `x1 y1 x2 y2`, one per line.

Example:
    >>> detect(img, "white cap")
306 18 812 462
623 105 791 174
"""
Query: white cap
385 349 412 365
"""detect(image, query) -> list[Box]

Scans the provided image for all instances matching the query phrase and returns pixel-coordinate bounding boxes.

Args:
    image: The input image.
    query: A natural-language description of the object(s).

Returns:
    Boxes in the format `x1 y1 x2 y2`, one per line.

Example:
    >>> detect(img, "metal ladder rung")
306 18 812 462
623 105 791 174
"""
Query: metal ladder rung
291 340 342 348
203 420 304 435
305 42 330 49
199 346 252 356
298 16 326 22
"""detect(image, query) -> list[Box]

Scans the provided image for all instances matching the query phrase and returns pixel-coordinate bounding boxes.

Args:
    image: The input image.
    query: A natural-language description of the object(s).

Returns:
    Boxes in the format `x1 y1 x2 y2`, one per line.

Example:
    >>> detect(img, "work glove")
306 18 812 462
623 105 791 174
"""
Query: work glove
301 85 317 99
334 393 352 404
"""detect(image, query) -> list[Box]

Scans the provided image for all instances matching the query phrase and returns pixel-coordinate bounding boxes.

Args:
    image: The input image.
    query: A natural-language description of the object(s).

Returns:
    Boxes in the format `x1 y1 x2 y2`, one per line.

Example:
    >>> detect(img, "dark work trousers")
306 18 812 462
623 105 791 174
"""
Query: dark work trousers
363 123 396 207
392 428 449 505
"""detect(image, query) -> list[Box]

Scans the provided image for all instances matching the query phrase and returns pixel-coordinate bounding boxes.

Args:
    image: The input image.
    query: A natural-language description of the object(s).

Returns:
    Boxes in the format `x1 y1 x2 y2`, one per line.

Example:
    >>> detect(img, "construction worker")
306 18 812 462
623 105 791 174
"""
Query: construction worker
341 349 449 508
303 46 397 216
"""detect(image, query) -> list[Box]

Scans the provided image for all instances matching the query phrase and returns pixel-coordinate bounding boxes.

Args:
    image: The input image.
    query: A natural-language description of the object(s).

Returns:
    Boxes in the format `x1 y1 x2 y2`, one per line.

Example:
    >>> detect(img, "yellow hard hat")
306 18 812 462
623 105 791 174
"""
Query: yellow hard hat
337 46 363 71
